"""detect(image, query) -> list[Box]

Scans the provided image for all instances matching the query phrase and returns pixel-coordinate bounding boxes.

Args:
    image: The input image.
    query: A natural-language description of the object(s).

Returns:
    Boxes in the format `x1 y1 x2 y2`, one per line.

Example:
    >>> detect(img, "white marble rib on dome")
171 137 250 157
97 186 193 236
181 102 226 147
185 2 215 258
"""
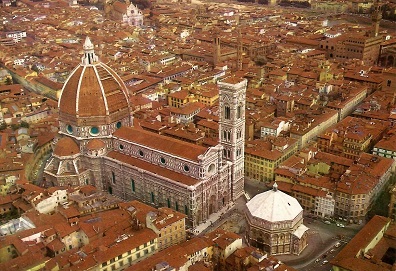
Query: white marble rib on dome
246 187 303 222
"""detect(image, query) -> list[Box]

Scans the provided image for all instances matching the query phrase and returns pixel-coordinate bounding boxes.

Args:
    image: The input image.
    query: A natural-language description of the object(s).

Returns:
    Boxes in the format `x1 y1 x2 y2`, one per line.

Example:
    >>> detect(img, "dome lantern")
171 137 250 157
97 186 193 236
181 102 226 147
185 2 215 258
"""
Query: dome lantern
82 36 98 65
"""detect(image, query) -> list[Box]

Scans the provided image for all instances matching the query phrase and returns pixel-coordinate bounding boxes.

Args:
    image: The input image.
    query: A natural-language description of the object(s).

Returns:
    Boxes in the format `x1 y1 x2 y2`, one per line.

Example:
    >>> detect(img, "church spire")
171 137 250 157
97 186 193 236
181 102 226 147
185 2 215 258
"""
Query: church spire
82 36 98 65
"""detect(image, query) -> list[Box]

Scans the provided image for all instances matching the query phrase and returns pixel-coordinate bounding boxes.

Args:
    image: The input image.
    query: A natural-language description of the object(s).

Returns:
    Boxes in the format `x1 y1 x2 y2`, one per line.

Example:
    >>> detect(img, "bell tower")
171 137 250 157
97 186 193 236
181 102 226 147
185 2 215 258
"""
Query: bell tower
213 28 221 67
237 27 243 71
371 0 382 37
218 76 247 201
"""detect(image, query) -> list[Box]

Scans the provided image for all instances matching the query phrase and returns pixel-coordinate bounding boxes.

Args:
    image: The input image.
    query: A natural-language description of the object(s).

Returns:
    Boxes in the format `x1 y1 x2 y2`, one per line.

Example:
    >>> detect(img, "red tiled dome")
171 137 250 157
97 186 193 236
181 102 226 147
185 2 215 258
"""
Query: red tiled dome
53 137 80 157
86 139 106 150
58 37 130 125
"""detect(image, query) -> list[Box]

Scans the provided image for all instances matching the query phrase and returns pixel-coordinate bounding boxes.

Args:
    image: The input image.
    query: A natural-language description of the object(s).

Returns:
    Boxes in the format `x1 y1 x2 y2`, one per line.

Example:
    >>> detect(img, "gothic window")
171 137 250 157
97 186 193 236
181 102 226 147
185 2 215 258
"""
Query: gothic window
131 178 135 192
224 105 231 120
223 130 231 141
237 148 242 157
184 205 189 215
237 105 242 119
151 192 155 203
112 171 116 184
388 80 392 87
237 129 242 139
175 201 179 211
167 198 171 208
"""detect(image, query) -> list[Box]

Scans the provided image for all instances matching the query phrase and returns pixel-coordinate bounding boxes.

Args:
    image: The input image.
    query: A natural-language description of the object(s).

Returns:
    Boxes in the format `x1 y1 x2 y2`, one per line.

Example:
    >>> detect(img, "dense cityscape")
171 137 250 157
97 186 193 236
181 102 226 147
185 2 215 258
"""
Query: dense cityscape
0 0 396 270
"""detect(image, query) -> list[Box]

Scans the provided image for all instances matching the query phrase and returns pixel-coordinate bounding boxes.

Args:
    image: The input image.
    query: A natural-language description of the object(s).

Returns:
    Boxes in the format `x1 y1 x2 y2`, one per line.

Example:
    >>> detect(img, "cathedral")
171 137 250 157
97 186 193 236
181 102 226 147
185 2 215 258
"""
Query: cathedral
43 37 247 227
105 0 144 27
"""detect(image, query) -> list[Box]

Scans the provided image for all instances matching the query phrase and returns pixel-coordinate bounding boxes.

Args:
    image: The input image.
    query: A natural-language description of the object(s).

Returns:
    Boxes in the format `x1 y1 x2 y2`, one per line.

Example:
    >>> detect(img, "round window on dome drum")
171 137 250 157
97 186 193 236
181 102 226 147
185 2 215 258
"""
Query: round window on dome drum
90 126 100 136
66 125 73 134
139 150 144 157
184 165 190 172
116 121 122 129
119 144 124 150
160 157 166 164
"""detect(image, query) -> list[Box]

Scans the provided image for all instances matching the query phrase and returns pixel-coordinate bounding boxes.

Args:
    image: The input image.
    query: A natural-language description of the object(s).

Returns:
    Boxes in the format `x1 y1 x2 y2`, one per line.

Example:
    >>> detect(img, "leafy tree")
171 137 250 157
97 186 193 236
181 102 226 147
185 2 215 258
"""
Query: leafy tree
0 122 6 131
5 77 12 85
11 124 19 131
133 0 151 9
20 121 29 128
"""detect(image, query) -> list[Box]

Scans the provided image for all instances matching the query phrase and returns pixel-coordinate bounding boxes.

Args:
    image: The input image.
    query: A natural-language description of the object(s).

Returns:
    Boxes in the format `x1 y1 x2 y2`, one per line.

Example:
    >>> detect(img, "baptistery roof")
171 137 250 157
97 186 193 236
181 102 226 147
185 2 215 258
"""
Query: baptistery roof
246 183 303 223
58 37 130 125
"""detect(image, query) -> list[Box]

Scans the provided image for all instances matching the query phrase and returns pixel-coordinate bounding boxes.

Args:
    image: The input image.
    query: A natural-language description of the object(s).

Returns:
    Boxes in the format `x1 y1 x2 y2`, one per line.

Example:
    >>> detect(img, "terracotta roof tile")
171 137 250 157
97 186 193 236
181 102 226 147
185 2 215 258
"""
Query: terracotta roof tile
107 151 199 186
113 126 207 162
53 137 79 157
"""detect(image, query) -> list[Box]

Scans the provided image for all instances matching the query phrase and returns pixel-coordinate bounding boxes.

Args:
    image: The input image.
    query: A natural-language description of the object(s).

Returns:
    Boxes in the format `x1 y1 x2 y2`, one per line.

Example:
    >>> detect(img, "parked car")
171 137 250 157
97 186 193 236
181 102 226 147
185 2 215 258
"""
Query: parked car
322 260 329 265
335 242 341 248
324 220 331 225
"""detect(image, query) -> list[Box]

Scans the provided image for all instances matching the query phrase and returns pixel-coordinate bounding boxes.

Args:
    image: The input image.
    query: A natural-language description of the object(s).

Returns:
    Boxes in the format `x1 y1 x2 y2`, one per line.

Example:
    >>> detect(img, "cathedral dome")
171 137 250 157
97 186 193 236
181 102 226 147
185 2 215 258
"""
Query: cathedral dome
58 37 131 127
53 137 80 157
246 183 303 222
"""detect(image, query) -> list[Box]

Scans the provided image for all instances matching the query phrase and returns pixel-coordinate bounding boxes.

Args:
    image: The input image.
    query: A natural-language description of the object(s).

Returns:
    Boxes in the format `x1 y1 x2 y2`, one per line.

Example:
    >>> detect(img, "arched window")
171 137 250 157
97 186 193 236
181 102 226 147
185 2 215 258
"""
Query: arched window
224 105 231 120
151 192 155 203
111 171 116 184
237 105 242 119
131 178 135 192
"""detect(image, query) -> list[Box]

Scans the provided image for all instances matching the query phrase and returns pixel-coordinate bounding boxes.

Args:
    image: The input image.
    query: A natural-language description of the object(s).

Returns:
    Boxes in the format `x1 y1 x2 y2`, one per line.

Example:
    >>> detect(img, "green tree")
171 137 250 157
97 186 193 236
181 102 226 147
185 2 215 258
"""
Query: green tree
0 122 6 130
20 121 29 128
11 124 19 131
5 77 12 85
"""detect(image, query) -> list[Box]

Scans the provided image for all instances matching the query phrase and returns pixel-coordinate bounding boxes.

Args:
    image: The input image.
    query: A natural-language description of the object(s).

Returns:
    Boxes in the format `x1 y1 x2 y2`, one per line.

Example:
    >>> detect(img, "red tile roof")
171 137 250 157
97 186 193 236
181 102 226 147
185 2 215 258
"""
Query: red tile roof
113 126 207 162
107 151 199 186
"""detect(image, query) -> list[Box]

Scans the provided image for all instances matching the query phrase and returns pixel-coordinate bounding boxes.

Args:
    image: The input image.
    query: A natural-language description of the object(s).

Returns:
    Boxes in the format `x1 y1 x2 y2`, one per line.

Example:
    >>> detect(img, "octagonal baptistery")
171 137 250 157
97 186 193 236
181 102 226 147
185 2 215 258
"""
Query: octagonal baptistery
245 183 309 256
58 37 132 142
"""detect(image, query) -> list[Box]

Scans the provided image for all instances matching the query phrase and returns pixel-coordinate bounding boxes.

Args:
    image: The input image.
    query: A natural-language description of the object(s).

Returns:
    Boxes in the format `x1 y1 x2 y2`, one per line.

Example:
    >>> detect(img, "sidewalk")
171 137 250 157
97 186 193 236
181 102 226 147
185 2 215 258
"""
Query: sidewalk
192 197 247 235
192 202 235 235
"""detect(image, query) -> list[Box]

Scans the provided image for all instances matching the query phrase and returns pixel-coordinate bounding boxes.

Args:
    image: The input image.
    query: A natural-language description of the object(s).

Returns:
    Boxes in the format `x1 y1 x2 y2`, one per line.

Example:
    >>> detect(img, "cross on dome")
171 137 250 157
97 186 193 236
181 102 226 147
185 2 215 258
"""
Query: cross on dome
82 36 98 65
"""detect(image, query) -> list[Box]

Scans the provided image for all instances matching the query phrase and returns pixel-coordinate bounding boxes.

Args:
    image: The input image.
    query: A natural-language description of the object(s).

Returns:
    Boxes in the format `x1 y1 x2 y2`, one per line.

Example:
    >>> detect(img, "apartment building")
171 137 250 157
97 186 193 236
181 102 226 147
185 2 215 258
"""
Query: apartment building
245 136 298 182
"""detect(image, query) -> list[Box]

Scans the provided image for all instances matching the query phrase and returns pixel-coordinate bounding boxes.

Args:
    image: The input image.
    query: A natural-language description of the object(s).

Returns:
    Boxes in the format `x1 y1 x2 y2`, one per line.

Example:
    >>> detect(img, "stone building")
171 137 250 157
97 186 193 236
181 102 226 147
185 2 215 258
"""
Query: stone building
245 183 309 256
43 37 247 227
318 0 383 66
106 0 144 27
